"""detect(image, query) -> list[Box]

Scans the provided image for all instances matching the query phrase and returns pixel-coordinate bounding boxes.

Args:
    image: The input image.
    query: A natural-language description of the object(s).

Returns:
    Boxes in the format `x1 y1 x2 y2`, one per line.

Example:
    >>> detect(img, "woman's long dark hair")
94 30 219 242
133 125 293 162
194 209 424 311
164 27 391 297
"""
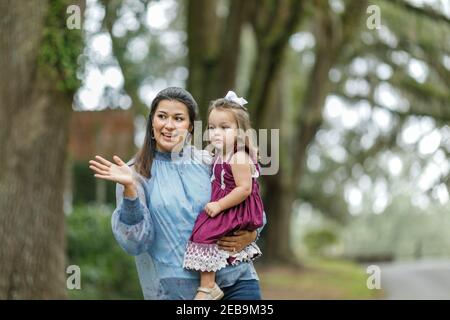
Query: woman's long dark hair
134 87 199 178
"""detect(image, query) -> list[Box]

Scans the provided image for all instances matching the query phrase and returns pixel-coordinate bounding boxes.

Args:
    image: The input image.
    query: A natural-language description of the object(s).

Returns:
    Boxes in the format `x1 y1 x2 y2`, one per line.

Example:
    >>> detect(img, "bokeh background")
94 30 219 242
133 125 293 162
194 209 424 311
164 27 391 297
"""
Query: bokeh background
1 0 450 299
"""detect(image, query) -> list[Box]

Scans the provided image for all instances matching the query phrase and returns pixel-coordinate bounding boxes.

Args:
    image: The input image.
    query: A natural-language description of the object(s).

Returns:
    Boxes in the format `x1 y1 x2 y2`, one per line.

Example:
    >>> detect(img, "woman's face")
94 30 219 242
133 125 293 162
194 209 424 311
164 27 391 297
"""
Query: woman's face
152 99 191 153
208 108 238 153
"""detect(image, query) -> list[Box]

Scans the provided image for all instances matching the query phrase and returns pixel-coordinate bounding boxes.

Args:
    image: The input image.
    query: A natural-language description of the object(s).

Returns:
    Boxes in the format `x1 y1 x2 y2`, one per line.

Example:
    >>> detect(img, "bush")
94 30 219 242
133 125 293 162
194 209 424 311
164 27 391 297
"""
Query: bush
66 204 142 299
72 162 116 205
303 228 339 256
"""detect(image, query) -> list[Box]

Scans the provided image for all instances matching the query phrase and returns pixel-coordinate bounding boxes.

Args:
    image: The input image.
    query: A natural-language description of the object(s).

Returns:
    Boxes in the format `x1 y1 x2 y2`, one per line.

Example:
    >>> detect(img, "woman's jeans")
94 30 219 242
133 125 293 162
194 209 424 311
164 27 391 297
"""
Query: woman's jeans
222 280 262 300
157 278 262 300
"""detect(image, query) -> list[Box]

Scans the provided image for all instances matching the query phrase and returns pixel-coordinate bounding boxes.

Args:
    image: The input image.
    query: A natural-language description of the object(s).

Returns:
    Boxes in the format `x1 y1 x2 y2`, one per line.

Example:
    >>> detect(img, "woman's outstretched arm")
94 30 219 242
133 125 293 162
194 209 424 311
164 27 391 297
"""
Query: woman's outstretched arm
90 155 155 255
111 181 155 256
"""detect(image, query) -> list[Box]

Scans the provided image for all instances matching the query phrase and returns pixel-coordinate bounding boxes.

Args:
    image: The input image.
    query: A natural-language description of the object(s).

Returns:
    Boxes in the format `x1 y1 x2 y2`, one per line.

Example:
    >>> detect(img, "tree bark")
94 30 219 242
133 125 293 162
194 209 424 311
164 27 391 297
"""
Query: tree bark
0 0 84 299
263 175 296 263
187 0 251 120
247 0 303 129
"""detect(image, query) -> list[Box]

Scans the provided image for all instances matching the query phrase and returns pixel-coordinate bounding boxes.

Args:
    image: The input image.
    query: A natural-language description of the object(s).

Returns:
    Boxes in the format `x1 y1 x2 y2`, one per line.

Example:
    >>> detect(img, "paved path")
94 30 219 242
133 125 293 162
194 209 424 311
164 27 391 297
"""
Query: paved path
378 260 450 299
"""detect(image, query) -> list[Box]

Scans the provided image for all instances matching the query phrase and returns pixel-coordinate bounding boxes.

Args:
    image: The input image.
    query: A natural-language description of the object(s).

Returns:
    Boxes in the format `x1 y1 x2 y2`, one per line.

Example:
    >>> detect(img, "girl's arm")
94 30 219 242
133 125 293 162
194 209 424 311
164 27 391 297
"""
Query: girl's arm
205 151 252 217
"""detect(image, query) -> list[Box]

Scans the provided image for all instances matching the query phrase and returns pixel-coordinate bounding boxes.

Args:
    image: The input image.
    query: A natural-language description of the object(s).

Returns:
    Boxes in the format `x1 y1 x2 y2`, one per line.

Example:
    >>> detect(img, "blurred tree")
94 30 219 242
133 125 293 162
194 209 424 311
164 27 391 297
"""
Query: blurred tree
261 0 368 264
0 0 84 298
297 0 450 223
99 0 187 116
187 0 256 121
303 228 339 256
100 0 151 116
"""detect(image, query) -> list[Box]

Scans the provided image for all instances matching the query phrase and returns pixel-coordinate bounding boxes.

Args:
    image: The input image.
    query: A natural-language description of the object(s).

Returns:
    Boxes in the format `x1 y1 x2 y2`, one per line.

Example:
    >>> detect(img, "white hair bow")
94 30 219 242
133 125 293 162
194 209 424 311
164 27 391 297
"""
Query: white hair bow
224 91 248 107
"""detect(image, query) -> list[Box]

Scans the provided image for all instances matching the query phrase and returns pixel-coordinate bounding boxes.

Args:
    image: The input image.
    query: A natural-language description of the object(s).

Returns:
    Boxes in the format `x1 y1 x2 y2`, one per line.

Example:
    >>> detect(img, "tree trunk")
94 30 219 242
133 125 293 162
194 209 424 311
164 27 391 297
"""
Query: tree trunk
263 172 296 264
187 0 251 120
0 0 84 299
247 0 303 129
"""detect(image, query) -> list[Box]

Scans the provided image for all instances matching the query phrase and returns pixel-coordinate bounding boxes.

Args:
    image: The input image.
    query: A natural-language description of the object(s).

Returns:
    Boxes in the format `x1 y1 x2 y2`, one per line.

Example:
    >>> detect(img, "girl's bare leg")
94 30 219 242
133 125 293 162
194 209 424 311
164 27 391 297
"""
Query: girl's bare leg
195 271 216 299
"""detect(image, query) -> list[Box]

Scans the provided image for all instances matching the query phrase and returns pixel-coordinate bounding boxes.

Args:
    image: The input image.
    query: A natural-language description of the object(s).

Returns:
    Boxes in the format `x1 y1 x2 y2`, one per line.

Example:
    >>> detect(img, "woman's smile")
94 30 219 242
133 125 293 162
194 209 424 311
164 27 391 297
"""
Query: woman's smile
161 131 177 141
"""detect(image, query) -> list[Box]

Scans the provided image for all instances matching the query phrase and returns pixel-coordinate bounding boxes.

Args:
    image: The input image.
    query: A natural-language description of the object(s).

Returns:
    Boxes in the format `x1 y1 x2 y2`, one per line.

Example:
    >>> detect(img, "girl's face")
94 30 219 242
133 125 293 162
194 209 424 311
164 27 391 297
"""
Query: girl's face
152 100 191 152
208 108 238 154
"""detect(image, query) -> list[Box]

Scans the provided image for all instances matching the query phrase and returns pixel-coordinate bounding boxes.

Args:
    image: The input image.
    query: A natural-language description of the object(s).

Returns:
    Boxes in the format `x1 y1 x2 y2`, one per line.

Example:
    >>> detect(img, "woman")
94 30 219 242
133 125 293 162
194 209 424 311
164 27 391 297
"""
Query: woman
88 87 265 299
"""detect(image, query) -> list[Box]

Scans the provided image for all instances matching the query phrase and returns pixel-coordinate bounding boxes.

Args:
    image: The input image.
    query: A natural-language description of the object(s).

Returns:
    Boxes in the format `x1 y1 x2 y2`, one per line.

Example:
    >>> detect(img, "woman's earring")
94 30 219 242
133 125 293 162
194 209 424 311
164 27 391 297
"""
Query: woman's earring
183 131 192 147
150 130 155 140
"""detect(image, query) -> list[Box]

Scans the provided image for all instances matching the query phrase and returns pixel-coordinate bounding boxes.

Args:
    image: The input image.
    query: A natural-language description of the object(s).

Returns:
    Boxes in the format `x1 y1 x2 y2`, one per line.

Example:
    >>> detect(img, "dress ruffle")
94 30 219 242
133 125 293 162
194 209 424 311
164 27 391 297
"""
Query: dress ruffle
183 241 262 272
229 242 262 266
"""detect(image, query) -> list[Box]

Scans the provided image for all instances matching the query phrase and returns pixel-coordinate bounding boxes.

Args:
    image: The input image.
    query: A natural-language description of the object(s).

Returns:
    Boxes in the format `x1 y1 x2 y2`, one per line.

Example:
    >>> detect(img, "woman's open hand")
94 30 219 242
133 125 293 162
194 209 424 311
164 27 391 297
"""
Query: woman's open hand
89 155 134 187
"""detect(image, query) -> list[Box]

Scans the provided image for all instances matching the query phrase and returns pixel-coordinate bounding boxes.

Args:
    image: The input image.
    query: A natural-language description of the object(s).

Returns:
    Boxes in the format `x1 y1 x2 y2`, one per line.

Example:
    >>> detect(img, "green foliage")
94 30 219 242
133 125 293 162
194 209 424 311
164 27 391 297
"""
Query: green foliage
342 197 450 262
72 162 96 204
66 205 142 299
72 162 116 205
303 228 339 256
39 0 84 94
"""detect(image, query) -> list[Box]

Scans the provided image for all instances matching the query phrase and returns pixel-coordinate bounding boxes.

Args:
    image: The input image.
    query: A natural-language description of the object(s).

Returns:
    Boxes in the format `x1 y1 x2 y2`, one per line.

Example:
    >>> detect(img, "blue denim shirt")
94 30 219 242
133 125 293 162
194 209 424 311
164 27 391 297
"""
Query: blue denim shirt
111 146 265 299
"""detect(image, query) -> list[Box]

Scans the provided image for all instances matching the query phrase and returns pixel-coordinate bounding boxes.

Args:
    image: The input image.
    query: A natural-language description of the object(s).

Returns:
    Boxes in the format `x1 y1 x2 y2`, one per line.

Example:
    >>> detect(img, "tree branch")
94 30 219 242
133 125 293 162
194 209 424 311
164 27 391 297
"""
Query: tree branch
387 0 450 26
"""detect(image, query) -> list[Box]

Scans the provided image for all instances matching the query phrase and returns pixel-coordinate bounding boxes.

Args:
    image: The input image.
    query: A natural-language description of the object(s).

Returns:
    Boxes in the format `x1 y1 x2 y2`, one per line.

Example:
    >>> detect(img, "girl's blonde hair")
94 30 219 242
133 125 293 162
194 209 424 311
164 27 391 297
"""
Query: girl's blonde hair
207 98 259 163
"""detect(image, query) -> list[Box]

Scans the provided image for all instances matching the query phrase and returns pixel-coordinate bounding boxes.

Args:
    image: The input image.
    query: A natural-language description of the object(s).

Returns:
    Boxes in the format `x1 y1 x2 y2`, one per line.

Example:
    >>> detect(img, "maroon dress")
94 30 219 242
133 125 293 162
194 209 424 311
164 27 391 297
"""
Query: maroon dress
183 152 264 272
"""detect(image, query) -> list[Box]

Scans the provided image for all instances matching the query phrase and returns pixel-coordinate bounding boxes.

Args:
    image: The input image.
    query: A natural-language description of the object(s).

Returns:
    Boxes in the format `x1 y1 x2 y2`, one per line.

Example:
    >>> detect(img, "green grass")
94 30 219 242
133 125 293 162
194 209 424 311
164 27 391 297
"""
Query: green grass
256 258 384 299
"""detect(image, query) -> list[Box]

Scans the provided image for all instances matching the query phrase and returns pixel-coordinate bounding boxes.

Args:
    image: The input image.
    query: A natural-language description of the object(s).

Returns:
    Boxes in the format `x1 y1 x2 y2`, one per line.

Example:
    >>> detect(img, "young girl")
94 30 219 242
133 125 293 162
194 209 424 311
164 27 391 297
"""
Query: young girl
183 91 264 300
